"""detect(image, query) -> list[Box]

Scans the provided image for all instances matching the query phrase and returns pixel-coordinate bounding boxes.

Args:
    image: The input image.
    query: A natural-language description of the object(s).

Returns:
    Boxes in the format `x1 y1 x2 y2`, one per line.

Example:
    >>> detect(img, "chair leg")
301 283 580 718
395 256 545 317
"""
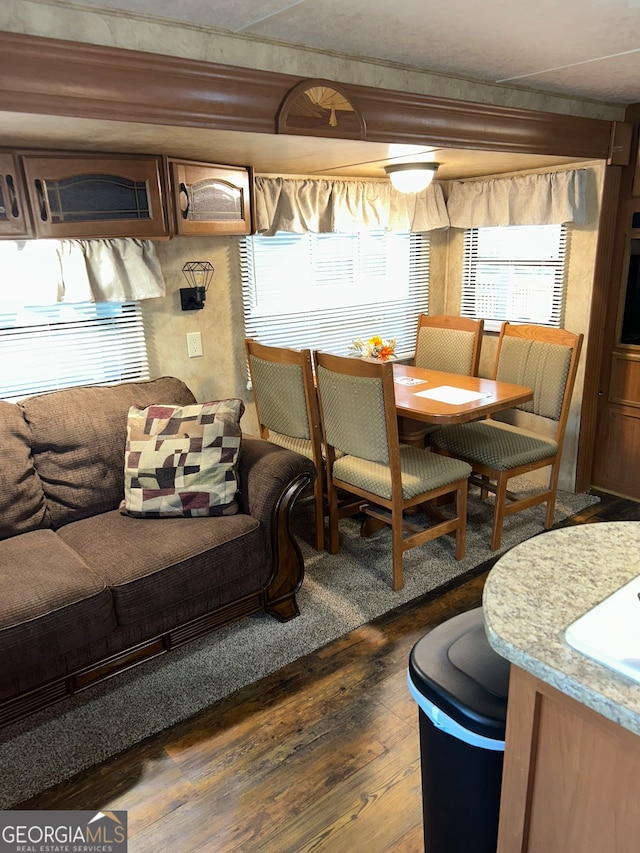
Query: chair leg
491 472 509 551
479 474 491 500
313 476 325 552
391 509 404 592
454 481 467 560
544 465 560 529
326 478 341 555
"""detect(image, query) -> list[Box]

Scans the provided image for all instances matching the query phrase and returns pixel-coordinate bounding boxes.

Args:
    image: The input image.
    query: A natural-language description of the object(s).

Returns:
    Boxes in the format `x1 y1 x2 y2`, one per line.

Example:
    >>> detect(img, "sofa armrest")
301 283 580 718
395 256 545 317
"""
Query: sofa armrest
238 436 316 621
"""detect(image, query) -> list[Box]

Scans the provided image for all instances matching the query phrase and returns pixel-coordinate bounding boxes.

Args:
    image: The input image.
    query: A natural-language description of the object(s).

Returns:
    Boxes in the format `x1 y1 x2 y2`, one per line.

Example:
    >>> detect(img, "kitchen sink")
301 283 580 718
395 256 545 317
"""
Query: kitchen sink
565 574 640 685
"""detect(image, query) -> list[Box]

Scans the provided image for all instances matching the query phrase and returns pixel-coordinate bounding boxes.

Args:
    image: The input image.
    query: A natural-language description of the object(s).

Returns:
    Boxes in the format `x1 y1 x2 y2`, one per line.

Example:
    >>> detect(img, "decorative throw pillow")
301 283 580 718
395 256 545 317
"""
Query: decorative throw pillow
121 398 244 518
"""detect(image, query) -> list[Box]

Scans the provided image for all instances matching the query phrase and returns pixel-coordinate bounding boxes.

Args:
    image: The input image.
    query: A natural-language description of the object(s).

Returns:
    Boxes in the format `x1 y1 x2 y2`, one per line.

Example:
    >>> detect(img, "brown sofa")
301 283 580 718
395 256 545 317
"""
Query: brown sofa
0 376 316 727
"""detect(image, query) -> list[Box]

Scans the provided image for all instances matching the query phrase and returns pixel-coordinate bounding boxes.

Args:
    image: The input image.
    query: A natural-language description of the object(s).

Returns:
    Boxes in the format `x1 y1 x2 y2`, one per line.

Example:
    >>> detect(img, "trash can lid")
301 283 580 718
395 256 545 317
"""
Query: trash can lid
408 607 509 741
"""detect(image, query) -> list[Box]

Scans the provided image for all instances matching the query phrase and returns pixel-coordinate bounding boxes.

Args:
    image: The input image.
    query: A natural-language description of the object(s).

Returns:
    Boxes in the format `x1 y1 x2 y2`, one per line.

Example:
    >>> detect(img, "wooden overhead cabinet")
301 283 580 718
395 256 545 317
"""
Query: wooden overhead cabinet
168 159 253 236
0 152 30 238
19 153 169 239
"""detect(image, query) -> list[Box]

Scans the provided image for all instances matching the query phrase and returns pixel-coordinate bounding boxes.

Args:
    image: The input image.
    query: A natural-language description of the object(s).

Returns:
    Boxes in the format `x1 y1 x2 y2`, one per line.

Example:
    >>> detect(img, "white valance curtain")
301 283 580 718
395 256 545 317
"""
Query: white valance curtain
254 176 450 234
0 238 165 308
254 169 588 235
446 168 587 228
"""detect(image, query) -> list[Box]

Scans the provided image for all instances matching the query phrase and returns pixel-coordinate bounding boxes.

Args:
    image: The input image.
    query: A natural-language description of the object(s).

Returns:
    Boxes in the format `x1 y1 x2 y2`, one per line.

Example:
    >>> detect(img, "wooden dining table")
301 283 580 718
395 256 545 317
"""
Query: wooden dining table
392 363 533 447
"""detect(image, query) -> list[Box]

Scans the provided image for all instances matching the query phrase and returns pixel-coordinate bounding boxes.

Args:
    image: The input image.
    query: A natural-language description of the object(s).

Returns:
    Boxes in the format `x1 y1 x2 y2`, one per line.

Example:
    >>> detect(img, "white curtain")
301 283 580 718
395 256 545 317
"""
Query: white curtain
446 169 587 228
0 238 165 308
68 239 166 302
254 176 450 234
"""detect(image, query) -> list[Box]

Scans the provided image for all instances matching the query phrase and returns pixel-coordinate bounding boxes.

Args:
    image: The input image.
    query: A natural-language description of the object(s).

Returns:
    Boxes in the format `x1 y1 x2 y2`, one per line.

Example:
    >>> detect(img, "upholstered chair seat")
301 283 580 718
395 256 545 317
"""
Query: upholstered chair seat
431 420 558 470
263 431 315 459
265 430 344 463
333 446 470 500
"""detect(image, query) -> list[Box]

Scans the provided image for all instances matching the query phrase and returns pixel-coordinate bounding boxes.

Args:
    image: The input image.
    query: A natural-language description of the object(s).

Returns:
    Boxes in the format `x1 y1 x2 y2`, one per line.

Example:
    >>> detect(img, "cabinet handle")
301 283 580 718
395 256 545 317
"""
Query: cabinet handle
179 182 190 220
5 174 19 219
34 179 49 221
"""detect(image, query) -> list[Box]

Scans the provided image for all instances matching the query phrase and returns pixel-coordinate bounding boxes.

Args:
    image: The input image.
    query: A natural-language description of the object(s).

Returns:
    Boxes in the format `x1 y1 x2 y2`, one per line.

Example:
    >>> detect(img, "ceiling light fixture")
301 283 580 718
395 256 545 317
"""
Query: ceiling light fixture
384 162 439 194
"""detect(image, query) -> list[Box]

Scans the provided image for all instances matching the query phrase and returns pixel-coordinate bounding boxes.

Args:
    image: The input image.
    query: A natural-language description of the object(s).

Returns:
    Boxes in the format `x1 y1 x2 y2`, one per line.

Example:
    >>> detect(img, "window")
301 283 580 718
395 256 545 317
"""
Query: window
0 301 149 403
240 230 429 357
461 224 568 331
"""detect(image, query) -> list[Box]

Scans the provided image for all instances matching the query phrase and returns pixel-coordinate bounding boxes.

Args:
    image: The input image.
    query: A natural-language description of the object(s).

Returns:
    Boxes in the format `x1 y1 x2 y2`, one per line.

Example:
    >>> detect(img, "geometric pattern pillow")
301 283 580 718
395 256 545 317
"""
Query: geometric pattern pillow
121 399 244 518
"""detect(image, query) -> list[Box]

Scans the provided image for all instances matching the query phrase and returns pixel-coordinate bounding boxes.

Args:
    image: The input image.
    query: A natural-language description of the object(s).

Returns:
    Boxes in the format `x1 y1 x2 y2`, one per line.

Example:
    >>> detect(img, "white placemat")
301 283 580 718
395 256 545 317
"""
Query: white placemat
413 385 490 404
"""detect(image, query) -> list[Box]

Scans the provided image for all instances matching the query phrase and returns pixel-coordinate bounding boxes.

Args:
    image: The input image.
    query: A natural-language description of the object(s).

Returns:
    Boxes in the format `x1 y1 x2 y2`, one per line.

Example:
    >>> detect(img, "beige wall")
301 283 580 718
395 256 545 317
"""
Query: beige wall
142 235 257 430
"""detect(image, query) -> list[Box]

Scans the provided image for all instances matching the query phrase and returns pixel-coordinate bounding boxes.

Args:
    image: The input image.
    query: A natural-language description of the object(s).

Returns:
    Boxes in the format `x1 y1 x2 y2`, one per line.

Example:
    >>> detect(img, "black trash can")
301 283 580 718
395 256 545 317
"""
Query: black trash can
407 607 510 853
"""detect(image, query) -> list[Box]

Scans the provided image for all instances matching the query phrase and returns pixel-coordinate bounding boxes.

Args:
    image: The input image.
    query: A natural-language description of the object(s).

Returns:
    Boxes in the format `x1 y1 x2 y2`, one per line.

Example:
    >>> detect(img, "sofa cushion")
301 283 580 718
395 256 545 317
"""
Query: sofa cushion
57 509 265 626
20 377 196 528
0 401 50 540
0 530 116 670
122 399 244 518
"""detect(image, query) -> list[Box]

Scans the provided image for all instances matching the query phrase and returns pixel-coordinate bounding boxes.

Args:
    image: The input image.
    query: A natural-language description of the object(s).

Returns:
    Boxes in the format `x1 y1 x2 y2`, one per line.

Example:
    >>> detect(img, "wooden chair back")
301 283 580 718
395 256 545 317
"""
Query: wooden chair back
493 322 583 456
314 351 399 470
244 338 325 551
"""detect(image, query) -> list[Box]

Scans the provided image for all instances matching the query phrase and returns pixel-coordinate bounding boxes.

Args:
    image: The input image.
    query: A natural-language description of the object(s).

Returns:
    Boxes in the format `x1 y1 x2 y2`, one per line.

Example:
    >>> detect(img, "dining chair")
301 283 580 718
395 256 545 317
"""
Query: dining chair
430 322 584 551
400 314 485 448
244 338 326 552
414 314 484 376
314 351 472 591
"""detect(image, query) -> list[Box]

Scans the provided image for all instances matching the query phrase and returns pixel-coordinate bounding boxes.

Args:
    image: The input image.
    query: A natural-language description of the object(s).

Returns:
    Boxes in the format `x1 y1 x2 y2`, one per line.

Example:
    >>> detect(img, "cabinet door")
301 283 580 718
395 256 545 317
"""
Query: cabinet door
0 152 30 238
20 154 169 239
169 160 252 236
497 667 640 853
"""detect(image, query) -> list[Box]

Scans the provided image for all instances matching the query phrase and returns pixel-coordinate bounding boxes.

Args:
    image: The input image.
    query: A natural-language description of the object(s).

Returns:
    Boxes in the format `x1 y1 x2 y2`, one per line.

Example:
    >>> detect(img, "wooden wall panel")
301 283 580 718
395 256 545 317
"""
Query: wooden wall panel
610 354 640 407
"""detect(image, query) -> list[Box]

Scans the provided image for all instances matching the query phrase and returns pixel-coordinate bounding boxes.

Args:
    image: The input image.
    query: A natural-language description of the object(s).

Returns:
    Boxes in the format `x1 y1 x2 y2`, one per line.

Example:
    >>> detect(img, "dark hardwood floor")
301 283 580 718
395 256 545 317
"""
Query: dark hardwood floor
17 492 640 852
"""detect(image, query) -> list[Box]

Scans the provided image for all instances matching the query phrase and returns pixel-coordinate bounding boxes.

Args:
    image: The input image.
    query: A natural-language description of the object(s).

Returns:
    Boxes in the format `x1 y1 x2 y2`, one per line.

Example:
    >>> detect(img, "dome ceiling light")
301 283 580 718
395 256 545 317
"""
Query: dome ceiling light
384 162 439 193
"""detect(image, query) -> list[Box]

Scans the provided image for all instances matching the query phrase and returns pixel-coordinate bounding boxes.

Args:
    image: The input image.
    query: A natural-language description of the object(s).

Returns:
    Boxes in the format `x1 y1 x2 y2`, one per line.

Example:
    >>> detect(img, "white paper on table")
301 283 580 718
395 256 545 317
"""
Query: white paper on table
395 376 428 386
413 385 491 404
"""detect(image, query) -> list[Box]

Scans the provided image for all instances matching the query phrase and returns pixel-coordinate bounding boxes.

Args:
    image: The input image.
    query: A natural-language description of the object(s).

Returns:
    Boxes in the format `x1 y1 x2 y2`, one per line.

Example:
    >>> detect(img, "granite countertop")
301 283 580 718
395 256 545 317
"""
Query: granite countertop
483 521 640 736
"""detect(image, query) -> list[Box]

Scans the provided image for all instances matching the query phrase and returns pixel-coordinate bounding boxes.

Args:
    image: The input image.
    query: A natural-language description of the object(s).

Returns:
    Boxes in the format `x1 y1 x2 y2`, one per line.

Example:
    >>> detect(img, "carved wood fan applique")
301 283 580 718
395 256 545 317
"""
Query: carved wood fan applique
277 79 366 139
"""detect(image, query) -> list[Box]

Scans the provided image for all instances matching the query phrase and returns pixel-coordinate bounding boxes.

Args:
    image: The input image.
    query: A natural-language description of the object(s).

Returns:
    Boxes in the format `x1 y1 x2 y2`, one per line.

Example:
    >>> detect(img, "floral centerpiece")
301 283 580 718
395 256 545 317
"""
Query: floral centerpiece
348 335 397 361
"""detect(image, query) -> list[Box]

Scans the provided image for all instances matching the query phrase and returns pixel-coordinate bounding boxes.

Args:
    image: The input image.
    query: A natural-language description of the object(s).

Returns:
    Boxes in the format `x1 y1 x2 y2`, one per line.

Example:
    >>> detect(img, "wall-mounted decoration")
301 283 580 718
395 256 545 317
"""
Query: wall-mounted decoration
277 79 365 139
180 260 214 311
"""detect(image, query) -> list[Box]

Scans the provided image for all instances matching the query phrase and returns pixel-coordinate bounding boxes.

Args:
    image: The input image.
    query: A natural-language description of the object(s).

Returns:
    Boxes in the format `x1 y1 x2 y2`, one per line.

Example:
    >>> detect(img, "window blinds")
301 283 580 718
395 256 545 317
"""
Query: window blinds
0 301 150 403
240 230 429 358
461 224 568 332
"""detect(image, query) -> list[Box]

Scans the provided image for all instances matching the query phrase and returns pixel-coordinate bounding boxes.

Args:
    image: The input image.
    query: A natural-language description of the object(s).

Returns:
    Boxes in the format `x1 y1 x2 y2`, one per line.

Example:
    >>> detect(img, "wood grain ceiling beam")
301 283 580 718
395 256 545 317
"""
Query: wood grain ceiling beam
0 31 620 161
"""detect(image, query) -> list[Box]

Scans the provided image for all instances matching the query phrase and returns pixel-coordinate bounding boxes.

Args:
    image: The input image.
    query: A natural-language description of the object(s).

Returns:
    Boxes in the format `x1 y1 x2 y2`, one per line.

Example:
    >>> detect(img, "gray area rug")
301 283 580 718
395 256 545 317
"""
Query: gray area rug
0 479 599 807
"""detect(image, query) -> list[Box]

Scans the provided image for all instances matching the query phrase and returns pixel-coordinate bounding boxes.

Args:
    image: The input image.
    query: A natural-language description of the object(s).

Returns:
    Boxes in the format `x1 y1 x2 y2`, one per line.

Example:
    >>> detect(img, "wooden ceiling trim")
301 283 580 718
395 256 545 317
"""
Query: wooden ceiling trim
0 32 298 135
0 31 616 160
351 85 615 159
